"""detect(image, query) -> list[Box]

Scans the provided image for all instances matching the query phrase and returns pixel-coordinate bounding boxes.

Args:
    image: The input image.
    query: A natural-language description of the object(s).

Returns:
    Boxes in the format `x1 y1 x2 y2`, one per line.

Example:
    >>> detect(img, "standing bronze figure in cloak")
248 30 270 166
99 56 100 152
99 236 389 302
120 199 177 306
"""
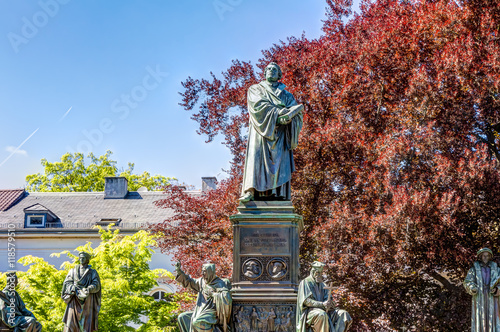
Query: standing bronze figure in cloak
239 62 304 202
61 252 101 332
463 248 500 332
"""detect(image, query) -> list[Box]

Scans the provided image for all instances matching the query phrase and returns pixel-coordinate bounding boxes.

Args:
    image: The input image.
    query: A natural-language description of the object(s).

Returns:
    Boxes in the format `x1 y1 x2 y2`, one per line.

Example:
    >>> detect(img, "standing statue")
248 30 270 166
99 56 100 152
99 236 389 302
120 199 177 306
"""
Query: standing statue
175 262 232 332
296 262 352 332
266 307 277 332
61 252 101 332
463 248 500 331
239 62 304 202
0 272 42 331
249 307 258 332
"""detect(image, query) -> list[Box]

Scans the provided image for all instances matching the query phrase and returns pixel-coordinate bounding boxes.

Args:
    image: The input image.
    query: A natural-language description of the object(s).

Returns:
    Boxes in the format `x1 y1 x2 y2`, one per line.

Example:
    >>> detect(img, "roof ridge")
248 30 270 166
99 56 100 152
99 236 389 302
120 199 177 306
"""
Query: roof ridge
24 202 48 209
25 191 171 196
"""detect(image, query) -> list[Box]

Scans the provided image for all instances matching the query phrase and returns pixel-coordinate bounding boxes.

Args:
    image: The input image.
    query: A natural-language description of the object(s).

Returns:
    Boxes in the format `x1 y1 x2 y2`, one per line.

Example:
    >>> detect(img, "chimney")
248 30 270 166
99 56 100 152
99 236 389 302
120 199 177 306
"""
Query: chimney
104 177 128 199
202 177 217 192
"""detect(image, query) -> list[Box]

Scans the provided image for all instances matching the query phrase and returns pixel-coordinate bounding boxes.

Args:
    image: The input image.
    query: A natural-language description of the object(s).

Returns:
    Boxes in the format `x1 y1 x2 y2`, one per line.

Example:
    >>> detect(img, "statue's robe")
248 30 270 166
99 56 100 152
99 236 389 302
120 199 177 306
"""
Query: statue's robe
61 265 101 332
242 80 303 200
267 310 276 332
176 264 232 332
0 289 42 332
249 309 259 332
296 276 352 332
464 261 500 332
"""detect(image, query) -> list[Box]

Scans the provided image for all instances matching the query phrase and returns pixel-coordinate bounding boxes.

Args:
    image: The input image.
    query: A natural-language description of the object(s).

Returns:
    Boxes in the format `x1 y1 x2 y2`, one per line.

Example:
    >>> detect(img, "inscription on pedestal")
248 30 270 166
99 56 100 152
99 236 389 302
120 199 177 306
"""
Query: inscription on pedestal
240 228 290 254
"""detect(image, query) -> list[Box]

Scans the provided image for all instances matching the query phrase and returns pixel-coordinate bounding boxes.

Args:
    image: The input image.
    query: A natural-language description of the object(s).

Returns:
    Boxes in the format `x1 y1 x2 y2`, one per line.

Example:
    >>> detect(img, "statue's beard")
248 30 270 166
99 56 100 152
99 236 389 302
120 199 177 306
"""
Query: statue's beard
266 76 278 83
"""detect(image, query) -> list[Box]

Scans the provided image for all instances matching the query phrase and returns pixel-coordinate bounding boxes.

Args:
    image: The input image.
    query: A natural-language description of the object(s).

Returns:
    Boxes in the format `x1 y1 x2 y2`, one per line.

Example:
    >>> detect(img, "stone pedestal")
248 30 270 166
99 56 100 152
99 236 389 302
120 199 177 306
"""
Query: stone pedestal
230 201 303 332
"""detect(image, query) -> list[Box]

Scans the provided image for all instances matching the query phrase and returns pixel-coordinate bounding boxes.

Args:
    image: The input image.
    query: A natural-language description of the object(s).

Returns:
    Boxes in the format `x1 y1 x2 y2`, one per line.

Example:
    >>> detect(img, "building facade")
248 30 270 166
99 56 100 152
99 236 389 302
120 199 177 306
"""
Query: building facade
0 176 217 298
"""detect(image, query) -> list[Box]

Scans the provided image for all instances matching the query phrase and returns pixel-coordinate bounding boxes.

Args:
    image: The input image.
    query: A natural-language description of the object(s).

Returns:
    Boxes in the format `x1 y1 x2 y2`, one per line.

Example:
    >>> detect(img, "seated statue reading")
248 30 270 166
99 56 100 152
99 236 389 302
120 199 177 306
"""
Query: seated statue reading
175 262 232 332
0 272 42 332
296 262 352 332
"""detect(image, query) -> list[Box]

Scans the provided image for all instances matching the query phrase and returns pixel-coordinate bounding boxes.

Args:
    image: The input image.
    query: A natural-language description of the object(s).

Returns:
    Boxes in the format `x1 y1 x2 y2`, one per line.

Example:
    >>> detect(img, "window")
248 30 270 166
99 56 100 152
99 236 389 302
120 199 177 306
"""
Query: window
96 218 121 226
23 204 58 228
152 291 167 302
26 214 46 228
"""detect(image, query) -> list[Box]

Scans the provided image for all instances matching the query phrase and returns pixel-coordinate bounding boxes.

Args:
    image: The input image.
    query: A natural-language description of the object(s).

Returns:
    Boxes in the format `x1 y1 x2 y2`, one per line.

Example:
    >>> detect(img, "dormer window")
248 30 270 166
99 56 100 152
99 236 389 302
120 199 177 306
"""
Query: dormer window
23 203 58 228
96 218 121 226
26 214 46 227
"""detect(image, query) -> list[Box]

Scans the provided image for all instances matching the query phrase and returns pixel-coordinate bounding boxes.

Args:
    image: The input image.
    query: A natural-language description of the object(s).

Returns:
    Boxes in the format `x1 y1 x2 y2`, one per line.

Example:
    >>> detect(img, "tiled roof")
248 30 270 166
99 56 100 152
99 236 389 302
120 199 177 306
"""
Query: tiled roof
0 190 201 231
0 189 25 211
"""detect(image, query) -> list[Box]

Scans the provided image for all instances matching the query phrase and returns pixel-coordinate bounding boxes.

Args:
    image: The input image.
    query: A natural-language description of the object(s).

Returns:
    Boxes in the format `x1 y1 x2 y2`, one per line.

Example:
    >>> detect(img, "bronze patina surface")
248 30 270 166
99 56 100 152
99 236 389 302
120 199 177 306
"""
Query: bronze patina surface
239 62 304 203
61 252 101 332
463 248 500 331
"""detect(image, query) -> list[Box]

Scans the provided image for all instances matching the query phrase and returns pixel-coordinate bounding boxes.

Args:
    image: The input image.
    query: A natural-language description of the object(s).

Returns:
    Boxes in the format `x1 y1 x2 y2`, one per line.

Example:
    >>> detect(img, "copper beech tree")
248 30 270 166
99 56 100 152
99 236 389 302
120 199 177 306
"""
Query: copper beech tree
151 0 500 330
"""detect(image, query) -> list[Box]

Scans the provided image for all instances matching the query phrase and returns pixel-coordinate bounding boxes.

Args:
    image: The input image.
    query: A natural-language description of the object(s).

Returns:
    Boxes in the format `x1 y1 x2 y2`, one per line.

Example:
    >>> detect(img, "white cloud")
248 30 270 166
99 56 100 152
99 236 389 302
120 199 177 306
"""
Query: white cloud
5 146 28 156
0 128 38 168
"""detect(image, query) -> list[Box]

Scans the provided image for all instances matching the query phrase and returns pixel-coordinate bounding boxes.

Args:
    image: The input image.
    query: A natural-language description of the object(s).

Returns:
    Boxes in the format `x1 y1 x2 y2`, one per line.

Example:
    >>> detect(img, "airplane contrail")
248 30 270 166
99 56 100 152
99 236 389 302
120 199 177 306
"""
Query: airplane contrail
0 128 39 168
59 106 73 122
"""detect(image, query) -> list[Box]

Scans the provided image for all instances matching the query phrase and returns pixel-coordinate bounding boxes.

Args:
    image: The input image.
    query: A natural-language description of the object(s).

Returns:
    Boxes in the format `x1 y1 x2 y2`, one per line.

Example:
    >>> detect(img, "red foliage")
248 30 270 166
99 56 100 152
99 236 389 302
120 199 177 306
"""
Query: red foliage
152 176 240 278
152 0 500 330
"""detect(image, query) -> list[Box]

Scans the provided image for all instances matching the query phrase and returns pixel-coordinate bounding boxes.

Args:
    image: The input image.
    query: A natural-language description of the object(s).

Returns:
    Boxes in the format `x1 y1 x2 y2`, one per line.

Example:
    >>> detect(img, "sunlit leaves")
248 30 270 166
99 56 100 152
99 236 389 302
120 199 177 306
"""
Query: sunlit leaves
0 228 178 331
25 150 175 192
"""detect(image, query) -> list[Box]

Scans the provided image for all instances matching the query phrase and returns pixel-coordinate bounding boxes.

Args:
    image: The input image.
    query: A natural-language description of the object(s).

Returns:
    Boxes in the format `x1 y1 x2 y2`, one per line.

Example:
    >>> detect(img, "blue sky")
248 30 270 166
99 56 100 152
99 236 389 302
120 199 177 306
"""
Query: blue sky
0 1 334 189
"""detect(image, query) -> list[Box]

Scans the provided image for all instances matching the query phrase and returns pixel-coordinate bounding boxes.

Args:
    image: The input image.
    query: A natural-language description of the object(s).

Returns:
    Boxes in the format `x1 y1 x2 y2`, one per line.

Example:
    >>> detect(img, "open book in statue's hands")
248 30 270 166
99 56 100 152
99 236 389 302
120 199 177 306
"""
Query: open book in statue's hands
277 104 304 125
491 276 500 294
77 288 89 300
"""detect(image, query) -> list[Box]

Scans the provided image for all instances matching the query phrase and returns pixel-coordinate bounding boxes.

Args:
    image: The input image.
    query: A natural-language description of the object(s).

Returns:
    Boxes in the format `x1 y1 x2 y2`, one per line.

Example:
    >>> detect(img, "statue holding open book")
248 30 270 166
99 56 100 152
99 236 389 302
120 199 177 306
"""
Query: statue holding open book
239 62 304 202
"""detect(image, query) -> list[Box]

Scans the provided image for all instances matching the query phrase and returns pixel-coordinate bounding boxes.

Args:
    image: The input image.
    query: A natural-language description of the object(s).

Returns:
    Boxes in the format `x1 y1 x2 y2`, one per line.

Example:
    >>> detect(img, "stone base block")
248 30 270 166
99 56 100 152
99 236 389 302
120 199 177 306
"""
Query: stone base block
230 201 302 332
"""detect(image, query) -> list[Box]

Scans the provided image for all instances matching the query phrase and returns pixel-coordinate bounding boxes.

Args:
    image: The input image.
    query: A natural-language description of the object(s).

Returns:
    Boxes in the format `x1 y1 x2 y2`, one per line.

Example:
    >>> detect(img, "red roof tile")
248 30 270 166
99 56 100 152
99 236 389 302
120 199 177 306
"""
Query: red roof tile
0 189 25 211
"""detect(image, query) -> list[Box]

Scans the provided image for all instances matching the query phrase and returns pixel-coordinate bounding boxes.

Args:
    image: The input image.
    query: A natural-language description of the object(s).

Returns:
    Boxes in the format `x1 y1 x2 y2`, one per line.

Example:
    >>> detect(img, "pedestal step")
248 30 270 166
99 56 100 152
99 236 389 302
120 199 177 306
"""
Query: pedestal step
232 287 298 302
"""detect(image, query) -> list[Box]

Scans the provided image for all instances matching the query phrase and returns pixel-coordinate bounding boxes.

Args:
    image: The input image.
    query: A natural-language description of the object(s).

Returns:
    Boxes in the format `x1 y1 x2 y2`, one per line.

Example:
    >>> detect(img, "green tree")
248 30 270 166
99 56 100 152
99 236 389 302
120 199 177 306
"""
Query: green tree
25 150 175 192
0 227 180 332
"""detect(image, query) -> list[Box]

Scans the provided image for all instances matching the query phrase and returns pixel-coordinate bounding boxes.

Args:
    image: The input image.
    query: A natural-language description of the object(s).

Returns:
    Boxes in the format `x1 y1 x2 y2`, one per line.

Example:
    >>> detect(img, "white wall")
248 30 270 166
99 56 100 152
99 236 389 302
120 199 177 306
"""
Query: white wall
0 236 175 275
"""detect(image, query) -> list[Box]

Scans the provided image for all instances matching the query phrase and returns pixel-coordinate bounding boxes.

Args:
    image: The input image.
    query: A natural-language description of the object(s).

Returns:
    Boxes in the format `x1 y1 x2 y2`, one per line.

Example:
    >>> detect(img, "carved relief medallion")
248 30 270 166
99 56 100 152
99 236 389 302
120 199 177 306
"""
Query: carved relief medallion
267 258 287 280
242 259 263 280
